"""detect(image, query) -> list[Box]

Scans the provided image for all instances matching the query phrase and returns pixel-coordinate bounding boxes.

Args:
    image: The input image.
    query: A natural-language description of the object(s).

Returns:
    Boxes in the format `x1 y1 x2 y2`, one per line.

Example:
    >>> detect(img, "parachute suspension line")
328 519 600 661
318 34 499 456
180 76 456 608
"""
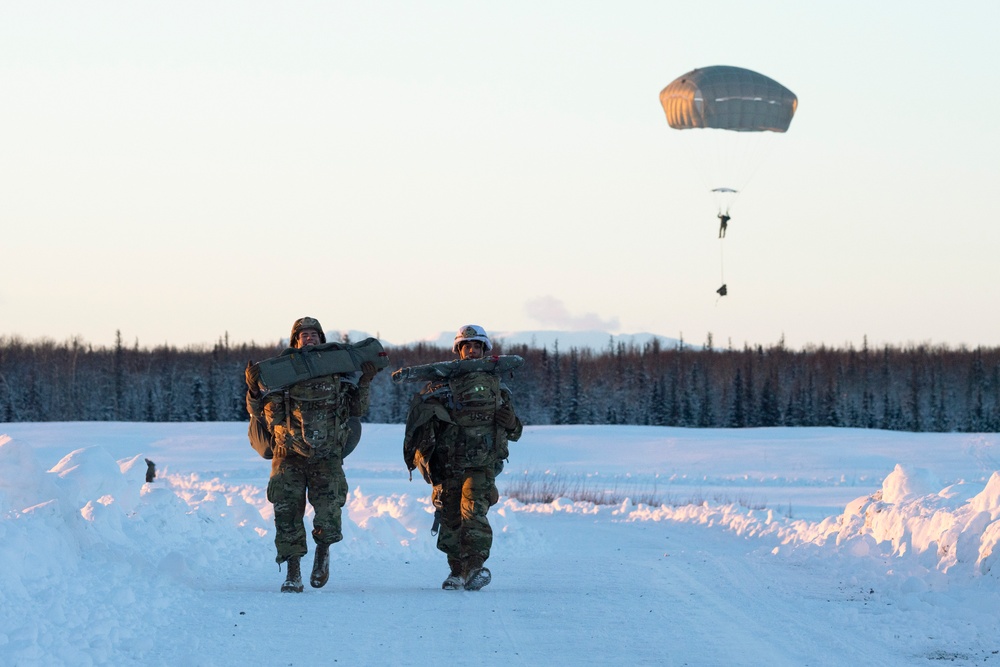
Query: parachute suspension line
719 238 725 283
715 237 728 301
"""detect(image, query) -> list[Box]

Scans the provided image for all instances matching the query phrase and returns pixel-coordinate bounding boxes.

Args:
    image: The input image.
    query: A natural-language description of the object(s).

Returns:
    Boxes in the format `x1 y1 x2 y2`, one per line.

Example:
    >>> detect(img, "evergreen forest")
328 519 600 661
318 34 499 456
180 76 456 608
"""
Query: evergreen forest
3 332 1000 433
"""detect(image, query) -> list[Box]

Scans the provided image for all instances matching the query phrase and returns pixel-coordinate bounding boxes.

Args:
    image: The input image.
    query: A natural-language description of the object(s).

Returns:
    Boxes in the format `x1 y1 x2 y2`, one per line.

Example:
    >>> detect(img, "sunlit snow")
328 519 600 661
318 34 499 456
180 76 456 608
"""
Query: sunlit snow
2 423 999 665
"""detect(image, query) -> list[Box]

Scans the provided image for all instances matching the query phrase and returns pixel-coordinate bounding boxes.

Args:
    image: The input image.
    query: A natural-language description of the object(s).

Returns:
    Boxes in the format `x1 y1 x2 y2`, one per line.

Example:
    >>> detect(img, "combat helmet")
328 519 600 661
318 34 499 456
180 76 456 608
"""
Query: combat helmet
290 316 326 347
452 324 493 353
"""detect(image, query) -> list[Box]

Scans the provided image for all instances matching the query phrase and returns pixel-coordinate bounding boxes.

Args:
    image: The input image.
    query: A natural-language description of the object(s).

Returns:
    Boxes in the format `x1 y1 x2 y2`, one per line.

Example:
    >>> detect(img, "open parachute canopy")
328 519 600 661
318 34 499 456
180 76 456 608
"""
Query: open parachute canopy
659 66 798 299
660 66 797 133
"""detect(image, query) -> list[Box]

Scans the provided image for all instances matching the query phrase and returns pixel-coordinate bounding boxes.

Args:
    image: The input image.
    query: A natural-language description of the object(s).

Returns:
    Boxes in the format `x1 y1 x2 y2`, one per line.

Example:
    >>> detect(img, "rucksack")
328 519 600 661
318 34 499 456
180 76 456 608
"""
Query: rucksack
246 391 362 460
396 355 524 479
447 371 508 467
402 372 514 479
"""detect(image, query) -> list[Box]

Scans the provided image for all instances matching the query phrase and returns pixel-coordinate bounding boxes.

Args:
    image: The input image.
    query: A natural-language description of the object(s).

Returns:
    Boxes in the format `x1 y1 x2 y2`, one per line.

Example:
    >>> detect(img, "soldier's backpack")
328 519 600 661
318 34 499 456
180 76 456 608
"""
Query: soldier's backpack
245 375 365 460
244 337 386 459
447 370 508 467
401 370 517 479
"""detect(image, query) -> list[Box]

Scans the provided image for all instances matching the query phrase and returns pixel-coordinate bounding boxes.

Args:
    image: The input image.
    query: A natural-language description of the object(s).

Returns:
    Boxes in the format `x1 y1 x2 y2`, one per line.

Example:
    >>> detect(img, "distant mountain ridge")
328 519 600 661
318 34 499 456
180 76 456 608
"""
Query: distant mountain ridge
330 329 684 352
458 330 683 352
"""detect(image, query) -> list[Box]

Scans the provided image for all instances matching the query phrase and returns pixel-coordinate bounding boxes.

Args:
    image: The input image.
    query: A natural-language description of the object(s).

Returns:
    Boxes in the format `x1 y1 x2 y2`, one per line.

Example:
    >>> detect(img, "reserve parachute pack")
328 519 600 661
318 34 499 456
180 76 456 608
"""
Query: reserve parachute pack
253 337 389 395
391 355 524 384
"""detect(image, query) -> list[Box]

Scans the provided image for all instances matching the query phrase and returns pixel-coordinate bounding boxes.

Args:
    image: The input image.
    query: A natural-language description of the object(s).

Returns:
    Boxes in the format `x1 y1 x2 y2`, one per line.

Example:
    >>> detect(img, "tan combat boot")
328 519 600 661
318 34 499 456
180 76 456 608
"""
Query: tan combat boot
281 557 304 593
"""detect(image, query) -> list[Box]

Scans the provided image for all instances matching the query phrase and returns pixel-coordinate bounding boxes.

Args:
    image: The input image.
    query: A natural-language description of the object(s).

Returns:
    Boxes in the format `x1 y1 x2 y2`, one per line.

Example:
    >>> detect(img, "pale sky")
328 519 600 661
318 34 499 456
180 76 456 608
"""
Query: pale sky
3 1 999 350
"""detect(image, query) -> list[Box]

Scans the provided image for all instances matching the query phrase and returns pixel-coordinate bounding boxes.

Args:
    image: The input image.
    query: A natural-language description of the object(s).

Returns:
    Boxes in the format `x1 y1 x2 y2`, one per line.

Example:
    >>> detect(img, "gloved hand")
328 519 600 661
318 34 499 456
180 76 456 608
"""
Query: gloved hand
496 404 517 430
359 361 379 386
245 361 262 397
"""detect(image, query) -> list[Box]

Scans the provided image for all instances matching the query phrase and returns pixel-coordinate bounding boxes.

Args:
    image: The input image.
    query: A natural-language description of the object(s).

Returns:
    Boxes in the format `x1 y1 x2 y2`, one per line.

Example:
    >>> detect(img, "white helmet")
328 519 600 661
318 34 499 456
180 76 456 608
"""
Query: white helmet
452 324 493 353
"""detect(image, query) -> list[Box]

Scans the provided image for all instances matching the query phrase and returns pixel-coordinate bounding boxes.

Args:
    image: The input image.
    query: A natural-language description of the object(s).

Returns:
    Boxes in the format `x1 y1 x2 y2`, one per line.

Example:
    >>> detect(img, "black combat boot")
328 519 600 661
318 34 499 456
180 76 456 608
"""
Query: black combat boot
441 559 465 590
310 543 330 588
281 557 304 593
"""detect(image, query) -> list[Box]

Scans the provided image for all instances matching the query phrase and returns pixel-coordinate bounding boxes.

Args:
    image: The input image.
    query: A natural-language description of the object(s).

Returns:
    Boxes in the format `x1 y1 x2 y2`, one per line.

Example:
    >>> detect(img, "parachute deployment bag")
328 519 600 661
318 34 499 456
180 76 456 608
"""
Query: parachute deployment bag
253 337 389 394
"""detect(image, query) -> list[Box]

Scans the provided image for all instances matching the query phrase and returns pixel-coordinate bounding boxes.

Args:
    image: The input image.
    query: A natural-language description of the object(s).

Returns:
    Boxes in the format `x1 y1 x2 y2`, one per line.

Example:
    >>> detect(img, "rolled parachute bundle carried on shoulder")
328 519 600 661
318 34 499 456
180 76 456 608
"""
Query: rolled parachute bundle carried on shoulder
391 355 524 384
253 337 389 394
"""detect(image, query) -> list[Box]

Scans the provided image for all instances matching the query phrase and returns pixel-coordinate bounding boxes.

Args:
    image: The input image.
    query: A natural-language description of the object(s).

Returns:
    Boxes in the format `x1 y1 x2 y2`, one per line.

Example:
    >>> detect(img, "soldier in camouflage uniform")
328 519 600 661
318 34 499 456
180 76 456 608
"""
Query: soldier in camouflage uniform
246 316 379 593
409 325 523 591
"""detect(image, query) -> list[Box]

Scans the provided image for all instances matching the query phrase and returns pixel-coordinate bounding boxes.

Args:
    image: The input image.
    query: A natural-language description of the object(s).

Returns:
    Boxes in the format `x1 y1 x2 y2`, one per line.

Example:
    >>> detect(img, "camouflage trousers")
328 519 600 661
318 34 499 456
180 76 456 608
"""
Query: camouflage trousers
268 453 347 563
434 467 499 572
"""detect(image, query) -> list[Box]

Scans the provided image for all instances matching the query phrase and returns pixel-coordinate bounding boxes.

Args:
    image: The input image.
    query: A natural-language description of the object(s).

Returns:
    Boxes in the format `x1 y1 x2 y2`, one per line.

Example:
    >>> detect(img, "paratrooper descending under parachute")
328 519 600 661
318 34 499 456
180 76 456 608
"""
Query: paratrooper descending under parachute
660 65 797 298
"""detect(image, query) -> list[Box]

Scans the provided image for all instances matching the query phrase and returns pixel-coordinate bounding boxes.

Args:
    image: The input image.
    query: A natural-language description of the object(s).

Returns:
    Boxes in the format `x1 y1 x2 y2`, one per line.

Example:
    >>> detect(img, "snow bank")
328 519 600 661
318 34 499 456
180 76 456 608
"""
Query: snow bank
516 462 1000 582
0 436 438 664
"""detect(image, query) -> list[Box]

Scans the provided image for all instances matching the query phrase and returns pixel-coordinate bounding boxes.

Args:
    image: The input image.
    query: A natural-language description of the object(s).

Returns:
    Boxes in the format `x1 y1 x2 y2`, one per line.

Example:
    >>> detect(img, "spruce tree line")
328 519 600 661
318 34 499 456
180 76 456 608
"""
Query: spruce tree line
2 333 999 433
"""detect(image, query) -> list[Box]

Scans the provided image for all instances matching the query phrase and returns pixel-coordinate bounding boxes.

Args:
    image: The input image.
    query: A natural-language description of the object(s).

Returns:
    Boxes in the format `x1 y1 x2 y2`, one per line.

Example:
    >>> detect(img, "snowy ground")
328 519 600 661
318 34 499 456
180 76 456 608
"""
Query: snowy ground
2 422 1000 666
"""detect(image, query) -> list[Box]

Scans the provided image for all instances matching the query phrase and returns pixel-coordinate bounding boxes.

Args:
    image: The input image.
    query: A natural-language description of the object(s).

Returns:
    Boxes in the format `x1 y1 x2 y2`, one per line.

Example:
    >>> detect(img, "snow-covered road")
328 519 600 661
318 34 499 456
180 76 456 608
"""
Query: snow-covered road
3 422 1000 665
